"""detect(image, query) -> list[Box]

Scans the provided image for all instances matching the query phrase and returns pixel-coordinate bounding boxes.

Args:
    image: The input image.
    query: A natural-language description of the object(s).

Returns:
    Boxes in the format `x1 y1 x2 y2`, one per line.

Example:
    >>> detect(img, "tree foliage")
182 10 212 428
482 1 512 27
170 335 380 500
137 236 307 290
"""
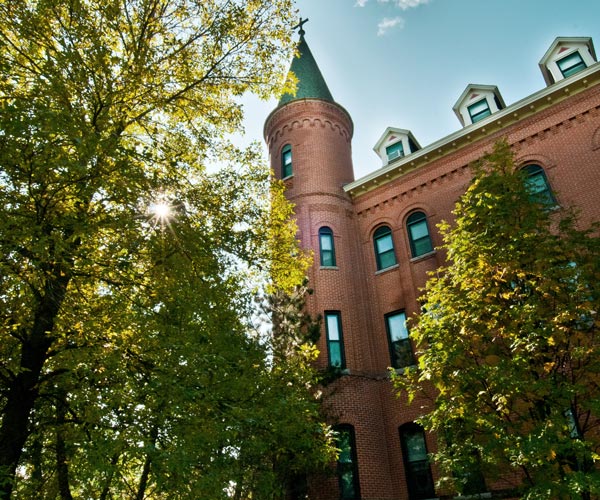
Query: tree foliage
0 1 335 498
396 140 600 498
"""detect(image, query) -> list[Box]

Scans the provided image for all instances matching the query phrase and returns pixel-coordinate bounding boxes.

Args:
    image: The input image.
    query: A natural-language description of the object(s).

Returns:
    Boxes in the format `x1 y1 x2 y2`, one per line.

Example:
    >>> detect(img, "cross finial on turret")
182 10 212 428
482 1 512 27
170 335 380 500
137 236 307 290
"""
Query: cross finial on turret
292 17 309 37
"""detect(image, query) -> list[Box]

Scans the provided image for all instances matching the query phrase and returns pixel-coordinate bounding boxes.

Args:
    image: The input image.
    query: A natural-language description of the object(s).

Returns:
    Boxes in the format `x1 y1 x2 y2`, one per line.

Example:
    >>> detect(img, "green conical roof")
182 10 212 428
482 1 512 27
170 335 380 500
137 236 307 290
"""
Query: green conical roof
278 35 334 106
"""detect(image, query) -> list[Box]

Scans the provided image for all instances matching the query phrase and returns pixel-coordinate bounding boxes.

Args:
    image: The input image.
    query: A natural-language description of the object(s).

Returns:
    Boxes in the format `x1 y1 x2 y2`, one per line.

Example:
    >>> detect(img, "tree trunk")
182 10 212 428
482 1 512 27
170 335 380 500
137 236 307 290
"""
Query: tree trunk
99 453 120 500
0 271 70 498
135 425 159 500
56 391 73 500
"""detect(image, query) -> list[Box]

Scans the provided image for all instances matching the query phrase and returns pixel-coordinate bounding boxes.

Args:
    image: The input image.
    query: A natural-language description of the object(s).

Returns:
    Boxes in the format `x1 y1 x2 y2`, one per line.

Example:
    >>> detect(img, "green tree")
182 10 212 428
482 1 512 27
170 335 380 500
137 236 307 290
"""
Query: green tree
0 1 335 497
396 140 600 499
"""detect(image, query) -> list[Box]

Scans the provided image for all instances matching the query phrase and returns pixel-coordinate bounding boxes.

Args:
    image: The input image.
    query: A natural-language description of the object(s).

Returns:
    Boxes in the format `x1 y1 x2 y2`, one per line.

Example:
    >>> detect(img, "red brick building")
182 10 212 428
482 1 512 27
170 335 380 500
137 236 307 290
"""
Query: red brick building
264 33 600 500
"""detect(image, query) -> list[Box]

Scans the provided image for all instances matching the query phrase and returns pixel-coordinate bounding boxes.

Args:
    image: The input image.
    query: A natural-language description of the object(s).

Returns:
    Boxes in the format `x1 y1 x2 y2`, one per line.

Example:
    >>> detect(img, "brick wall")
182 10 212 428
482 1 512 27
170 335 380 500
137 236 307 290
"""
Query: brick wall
265 82 600 499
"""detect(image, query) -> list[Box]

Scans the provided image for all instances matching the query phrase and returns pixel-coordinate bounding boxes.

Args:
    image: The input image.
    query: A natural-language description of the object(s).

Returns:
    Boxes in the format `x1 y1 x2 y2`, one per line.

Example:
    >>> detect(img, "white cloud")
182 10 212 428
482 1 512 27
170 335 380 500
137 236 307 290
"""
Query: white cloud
377 16 405 36
391 0 430 10
357 0 429 9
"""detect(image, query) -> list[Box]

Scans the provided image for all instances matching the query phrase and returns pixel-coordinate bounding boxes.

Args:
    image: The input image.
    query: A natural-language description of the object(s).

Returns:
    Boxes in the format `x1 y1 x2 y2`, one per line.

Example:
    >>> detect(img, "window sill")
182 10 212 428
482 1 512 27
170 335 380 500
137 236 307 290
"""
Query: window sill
282 174 294 181
320 266 339 270
392 365 417 376
409 250 436 263
453 493 491 499
375 263 399 275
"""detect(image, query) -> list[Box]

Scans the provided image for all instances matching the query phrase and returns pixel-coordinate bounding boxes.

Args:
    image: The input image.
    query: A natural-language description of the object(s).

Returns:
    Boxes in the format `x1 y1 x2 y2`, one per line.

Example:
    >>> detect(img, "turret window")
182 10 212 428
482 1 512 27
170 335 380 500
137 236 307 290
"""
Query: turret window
335 425 361 500
385 311 414 369
407 211 433 258
468 98 491 123
319 226 336 267
399 423 435 500
373 226 397 271
281 144 292 178
325 311 345 368
557 51 587 78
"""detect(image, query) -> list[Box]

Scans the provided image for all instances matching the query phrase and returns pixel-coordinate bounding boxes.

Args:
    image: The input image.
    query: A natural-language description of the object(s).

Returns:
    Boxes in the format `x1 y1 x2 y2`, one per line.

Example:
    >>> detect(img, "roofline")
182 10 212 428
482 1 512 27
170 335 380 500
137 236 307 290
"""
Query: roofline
539 36 596 67
344 62 600 197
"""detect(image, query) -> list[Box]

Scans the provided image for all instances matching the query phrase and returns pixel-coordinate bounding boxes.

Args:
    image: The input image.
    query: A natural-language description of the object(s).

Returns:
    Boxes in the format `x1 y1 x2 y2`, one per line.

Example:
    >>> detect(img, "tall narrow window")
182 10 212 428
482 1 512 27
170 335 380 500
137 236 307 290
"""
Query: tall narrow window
319 227 336 267
385 311 414 369
467 98 491 123
325 311 345 369
406 211 433 258
523 164 556 206
399 423 435 500
335 425 361 500
373 226 396 271
281 144 292 178
557 51 587 78
386 141 404 161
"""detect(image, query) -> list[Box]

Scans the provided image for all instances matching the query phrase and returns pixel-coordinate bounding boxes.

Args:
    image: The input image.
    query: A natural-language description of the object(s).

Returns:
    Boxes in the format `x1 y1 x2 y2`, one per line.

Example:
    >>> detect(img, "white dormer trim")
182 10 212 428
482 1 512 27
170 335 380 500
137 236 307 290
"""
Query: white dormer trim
452 84 506 127
539 37 597 86
373 127 421 167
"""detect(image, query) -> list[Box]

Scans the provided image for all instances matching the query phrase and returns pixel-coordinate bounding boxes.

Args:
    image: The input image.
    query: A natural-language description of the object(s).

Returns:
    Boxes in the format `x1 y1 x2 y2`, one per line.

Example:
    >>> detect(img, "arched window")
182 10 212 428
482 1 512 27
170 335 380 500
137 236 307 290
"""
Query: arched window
373 225 396 271
319 227 336 267
399 423 435 500
281 144 292 178
335 425 361 500
522 164 556 206
406 211 433 258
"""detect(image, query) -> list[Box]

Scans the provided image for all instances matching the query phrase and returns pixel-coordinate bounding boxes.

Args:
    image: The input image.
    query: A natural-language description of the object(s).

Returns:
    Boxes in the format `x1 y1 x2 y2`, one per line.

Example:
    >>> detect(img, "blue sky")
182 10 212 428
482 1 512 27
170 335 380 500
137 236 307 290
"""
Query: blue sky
242 0 600 180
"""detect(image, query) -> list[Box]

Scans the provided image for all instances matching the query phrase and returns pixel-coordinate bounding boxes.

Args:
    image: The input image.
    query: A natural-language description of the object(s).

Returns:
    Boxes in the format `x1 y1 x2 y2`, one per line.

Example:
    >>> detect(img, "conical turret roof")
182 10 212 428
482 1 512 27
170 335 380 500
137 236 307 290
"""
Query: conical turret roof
278 34 334 106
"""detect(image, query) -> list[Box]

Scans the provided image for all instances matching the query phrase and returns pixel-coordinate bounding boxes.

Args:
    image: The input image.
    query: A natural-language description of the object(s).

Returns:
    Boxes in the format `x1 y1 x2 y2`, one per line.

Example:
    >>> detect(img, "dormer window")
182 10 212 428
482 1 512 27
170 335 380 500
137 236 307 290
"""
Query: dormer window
453 84 505 127
386 141 404 161
467 99 491 123
374 127 421 167
539 37 597 86
556 51 587 78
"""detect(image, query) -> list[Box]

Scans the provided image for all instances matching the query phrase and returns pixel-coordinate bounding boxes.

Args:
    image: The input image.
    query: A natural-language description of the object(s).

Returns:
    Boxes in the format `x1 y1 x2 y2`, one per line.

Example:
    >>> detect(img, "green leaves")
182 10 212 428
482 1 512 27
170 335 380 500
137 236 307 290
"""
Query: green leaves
396 140 600 498
0 1 335 498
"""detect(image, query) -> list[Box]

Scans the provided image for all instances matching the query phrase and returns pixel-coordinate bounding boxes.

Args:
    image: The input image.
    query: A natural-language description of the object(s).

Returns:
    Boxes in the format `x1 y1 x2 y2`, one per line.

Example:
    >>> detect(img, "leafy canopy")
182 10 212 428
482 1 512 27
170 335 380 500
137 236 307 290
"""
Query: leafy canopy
0 1 336 498
396 140 600 499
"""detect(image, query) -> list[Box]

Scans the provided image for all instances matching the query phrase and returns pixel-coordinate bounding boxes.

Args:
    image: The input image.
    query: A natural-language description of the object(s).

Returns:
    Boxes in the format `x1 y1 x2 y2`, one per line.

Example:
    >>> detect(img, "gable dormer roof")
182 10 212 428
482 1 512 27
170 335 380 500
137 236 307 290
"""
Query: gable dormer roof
373 127 421 166
452 84 506 127
539 37 597 86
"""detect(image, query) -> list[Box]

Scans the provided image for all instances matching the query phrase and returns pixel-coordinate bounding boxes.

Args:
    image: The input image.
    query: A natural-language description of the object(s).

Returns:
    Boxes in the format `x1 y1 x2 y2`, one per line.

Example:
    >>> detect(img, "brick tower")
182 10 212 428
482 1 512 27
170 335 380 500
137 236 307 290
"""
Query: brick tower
264 29 421 500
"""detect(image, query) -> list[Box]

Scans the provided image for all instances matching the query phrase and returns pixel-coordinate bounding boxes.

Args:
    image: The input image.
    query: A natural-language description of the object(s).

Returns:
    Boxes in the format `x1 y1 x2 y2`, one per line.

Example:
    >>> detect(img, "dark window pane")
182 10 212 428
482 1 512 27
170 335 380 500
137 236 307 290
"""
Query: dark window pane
386 312 414 369
407 212 433 257
336 426 360 500
319 228 336 266
378 249 396 269
557 51 587 77
325 312 345 369
468 98 491 123
386 141 404 161
329 342 342 367
391 338 414 368
523 165 556 206
413 237 433 256
400 424 435 500
374 226 396 270
282 145 292 177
